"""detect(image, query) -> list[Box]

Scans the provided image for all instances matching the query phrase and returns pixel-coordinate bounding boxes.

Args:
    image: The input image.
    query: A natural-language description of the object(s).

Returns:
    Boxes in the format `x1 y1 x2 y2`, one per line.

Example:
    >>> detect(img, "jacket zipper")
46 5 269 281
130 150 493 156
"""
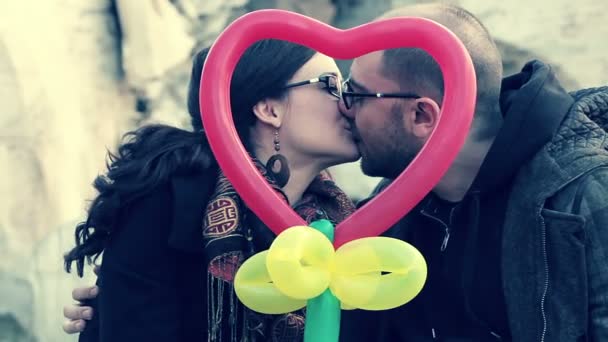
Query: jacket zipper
539 206 549 342
421 203 458 339
420 209 451 251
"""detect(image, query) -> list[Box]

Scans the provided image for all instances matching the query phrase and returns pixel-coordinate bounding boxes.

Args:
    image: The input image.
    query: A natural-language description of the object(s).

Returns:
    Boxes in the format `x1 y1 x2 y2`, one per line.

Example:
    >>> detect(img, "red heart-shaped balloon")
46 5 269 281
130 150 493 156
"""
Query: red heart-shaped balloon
200 10 476 248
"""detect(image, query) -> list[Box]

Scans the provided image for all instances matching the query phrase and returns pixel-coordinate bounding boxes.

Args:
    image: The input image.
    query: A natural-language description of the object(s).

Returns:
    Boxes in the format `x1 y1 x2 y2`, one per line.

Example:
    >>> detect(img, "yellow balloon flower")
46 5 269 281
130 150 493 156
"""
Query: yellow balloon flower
331 237 427 311
267 226 335 299
233 250 306 314
234 226 427 314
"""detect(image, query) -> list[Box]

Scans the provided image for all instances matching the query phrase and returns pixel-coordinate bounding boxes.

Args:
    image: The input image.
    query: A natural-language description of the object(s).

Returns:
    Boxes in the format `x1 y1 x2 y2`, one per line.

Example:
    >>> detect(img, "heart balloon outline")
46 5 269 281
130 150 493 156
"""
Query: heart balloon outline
200 9 476 248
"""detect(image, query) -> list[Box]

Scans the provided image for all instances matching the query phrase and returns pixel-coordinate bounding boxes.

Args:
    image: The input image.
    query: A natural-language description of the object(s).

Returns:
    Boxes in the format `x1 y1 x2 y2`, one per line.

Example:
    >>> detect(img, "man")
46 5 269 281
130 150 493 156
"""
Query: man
337 3 608 341
64 3 608 341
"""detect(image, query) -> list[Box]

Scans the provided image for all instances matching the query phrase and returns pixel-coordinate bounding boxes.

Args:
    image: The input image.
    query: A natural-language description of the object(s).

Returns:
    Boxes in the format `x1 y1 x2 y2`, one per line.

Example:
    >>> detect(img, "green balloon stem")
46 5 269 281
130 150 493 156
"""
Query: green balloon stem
310 219 334 241
305 220 341 342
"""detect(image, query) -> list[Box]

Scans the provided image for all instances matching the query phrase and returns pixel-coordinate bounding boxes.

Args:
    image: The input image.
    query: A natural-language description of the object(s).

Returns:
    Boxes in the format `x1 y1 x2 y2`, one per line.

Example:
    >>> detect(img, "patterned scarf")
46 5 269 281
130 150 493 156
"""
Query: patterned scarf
202 160 355 342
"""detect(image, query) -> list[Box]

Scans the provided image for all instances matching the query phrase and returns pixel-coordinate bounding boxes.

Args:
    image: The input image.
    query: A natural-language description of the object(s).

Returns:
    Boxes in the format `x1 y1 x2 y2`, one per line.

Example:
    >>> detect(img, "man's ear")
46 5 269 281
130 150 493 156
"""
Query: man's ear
411 97 440 139
252 99 284 128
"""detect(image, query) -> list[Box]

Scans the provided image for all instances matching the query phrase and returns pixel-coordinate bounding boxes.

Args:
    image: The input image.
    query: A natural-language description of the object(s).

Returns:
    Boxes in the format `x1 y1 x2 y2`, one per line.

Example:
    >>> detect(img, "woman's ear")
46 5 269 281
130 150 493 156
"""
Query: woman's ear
252 99 284 128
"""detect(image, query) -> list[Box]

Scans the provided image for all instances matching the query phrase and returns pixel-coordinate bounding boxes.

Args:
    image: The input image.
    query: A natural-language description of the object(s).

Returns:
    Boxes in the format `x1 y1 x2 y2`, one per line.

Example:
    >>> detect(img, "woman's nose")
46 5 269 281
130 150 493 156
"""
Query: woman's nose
338 98 355 119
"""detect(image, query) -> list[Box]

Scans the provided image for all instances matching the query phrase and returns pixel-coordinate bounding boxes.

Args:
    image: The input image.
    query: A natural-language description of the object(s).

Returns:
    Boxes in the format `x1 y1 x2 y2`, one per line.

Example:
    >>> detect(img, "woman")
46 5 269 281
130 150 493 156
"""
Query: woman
63 39 359 341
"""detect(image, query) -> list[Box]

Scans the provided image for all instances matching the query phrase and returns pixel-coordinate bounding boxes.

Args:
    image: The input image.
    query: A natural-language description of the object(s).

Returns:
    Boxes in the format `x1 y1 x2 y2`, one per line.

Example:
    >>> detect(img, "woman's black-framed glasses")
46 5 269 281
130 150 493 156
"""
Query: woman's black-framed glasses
283 73 342 99
341 79 421 109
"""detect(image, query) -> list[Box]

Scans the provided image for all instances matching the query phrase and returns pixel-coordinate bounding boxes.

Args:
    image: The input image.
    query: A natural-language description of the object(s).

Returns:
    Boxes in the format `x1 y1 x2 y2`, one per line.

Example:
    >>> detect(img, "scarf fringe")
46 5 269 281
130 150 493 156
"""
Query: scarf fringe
208 272 259 342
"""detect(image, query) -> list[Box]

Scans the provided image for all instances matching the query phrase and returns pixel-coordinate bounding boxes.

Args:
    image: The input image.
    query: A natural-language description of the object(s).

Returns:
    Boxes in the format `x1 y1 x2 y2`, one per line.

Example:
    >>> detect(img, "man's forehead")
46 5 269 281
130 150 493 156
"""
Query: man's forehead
350 51 383 76
349 51 400 90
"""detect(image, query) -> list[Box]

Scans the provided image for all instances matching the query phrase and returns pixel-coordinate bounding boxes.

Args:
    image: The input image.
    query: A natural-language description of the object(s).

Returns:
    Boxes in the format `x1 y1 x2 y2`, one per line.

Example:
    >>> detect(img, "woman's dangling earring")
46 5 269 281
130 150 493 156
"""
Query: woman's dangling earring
265 129 290 188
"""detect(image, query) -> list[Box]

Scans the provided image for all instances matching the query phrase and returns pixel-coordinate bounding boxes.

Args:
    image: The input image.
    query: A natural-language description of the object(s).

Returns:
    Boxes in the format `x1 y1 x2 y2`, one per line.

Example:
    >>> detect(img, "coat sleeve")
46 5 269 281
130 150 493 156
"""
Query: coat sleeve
96 183 183 342
554 165 608 341
576 166 608 341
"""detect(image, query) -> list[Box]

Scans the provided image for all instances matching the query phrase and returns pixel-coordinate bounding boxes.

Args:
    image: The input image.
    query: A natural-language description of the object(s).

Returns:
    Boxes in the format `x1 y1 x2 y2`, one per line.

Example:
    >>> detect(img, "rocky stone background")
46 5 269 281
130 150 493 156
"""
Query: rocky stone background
1 0 606 340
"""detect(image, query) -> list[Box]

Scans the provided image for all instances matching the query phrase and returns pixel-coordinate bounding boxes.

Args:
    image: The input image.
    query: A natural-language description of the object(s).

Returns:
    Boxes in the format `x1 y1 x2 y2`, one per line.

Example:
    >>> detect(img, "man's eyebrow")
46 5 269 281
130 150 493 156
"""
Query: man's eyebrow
347 76 372 93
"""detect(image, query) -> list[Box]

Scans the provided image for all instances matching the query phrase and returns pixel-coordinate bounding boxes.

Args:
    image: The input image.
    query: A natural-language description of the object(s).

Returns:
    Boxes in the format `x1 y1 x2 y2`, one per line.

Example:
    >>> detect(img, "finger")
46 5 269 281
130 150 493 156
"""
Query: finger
62 319 86 334
71 285 99 301
63 305 94 320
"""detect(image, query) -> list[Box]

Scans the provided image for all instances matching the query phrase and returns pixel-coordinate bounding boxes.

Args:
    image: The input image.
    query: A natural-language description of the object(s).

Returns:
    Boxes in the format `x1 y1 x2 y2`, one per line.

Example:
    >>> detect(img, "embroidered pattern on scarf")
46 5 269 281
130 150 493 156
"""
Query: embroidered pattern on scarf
203 161 355 342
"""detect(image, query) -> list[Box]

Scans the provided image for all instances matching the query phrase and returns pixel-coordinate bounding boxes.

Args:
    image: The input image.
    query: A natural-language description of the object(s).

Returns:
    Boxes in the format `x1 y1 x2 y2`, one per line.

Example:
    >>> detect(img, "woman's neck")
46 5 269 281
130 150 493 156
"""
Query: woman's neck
280 161 322 205
254 147 323 206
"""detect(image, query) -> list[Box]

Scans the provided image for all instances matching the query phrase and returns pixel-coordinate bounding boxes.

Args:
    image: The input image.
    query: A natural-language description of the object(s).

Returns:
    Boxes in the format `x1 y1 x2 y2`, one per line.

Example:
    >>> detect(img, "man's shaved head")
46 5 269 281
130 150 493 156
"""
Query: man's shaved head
379 3 504 139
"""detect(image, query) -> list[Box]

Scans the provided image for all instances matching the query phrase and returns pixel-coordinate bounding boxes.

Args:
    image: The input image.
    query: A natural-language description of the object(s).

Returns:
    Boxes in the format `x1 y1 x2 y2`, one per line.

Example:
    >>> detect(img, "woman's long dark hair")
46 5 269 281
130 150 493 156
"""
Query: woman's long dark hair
64 40 316 276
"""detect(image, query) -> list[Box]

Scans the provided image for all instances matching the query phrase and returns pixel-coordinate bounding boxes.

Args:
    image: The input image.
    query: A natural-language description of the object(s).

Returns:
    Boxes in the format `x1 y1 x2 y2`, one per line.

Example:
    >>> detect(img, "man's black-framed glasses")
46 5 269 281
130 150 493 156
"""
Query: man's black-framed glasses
341 79 421 109
283 73 342 99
